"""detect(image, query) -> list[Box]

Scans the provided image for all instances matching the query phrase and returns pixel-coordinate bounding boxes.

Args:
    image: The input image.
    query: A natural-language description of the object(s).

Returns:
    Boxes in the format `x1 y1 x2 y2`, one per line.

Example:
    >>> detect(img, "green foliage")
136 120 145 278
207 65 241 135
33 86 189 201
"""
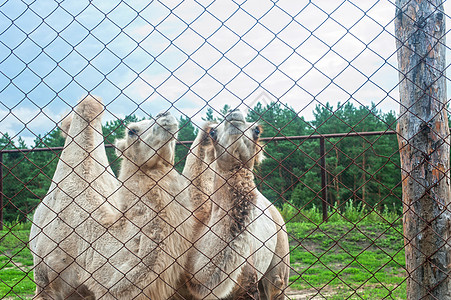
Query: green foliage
301 102 401 211
279 200 402 227
202 107 216 122
279 203 323 224
2 219 33 232
249 101 401 214
1 131 60 224
174 115 198 173
285 102 401 216
249 102 311 204
103 115 142 175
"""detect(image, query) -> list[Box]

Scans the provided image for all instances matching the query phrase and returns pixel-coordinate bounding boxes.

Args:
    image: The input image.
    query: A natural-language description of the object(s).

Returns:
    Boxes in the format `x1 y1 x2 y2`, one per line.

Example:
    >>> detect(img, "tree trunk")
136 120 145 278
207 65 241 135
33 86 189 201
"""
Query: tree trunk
395 1 451 299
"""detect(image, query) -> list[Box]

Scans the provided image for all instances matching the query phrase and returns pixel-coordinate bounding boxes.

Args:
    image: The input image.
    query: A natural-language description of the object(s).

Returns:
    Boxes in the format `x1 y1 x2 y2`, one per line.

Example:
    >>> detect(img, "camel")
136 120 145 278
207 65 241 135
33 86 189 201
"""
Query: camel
30 95 194 299
183 110 290 299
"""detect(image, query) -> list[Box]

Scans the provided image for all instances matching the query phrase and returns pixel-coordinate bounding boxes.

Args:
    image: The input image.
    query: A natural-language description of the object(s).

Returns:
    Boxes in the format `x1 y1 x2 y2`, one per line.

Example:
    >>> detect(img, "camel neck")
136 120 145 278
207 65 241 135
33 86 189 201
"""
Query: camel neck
119 162 173 181
186 165 259 298
212 166 257 237
216 165 256 188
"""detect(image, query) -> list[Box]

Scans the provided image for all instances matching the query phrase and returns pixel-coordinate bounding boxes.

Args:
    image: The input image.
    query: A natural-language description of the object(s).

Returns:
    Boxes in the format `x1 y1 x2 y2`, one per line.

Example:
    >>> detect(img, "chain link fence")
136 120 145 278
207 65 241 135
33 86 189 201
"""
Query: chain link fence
0 0 450 299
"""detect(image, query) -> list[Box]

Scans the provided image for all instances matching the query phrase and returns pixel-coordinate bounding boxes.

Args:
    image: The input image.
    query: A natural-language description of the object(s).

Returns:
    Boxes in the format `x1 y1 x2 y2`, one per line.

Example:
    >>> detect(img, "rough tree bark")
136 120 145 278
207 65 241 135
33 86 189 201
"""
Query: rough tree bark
395 1 451 299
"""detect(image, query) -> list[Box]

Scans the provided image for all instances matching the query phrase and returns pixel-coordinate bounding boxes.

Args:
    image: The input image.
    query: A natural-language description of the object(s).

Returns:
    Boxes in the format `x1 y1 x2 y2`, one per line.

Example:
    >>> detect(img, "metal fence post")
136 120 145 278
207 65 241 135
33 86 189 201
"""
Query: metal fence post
320 137 328 222
0 151 3 231
395 1 450 299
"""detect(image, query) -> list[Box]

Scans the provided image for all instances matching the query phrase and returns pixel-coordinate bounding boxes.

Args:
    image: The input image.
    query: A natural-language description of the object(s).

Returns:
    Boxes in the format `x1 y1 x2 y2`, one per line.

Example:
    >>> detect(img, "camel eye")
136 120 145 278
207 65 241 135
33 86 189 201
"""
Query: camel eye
128 128 138 137
253 126 261 137
209 128 217 140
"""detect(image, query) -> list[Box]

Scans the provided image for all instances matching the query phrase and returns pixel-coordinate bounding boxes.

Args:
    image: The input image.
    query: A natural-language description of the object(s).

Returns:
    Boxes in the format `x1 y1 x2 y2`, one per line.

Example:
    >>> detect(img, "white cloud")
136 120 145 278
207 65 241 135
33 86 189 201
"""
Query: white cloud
0 106 63 146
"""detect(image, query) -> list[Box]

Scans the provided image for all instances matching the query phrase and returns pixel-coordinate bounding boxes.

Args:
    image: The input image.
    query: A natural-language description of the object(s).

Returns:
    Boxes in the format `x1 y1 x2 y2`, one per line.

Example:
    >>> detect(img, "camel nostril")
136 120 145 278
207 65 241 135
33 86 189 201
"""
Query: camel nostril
226 109 245 123
156 112 170 119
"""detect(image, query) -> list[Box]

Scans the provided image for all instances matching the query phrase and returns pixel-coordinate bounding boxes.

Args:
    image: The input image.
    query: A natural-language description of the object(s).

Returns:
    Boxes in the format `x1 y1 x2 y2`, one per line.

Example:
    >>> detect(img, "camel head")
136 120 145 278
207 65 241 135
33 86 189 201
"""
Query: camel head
209 109 264 171
115 111 178 169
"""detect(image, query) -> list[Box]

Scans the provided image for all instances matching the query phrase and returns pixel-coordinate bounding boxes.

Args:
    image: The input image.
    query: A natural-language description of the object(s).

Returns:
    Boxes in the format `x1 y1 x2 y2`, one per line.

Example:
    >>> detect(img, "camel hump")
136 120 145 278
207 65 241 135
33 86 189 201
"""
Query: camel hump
59 113 73 138
59 95 103 138
75 95 104 122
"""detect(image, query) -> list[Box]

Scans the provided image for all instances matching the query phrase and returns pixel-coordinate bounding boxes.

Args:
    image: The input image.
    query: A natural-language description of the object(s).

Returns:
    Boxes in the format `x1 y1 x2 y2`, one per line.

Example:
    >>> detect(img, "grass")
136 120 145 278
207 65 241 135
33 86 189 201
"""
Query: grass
0 222 34 300
285 203 406 299
0 205 406 299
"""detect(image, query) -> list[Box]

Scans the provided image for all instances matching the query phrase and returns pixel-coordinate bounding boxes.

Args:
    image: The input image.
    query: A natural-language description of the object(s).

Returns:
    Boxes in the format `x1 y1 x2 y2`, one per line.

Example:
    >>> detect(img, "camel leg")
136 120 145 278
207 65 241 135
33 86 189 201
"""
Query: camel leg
34 280 95 300
66 285 96 300
259 270 288 300
227 263 260 300
33 251 95 300
33 259 70 300
260 208 290 300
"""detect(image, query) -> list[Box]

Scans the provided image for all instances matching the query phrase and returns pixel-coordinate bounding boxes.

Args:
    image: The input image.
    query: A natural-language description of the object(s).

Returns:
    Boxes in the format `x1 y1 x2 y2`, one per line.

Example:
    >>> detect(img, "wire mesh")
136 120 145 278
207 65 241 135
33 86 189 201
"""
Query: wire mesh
0 0 450 299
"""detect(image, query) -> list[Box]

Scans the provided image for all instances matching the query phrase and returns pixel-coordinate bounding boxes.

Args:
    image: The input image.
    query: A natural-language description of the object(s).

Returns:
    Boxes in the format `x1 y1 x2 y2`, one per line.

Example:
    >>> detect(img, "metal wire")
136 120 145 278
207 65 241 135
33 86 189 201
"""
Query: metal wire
1 0 450 299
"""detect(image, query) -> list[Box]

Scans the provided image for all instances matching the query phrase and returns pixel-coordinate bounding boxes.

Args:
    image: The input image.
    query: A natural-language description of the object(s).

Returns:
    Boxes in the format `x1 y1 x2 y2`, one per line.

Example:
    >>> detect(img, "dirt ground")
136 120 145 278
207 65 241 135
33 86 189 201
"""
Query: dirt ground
285 287 332 299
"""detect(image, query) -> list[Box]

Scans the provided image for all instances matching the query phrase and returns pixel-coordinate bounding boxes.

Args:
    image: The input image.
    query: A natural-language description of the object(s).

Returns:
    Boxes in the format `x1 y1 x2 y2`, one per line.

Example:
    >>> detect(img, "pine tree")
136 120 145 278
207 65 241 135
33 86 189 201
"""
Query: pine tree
202 107 216 122
103 115 142 175
174 115 197 172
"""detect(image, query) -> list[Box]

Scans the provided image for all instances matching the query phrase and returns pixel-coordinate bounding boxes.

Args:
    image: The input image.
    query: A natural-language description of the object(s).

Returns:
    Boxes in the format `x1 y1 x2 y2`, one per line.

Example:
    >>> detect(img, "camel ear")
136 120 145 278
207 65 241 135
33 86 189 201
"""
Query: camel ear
115 139 127 157
254 143 265 165
59 113 73 138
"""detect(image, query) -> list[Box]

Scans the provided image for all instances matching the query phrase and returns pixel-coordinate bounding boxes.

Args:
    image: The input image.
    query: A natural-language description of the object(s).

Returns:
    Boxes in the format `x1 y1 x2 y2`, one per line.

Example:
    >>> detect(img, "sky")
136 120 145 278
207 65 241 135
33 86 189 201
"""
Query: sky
1 0 450 146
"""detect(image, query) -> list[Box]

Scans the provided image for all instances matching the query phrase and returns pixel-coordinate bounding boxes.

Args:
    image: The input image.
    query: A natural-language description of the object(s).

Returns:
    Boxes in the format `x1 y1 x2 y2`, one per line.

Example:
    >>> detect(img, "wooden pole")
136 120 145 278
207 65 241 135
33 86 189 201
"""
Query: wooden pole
395 1 451 299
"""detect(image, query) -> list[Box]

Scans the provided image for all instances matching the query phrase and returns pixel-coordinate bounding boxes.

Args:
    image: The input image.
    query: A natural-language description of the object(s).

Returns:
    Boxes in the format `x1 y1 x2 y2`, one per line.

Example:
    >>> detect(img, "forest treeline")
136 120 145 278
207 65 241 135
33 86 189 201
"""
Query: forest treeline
0 102 401 223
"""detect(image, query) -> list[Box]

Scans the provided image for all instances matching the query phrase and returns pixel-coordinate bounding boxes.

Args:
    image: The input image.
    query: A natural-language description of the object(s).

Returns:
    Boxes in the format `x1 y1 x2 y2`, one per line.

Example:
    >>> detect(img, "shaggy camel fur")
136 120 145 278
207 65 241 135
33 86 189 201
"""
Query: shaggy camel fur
184 110 290 299
30 96 193 299
182 122 216 229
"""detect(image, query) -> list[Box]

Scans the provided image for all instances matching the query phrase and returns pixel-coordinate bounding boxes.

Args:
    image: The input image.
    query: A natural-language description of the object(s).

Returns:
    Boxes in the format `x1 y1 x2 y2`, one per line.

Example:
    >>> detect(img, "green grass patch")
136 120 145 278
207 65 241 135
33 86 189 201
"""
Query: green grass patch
0 223 34 299
0 269 34 300
287 218 406 299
